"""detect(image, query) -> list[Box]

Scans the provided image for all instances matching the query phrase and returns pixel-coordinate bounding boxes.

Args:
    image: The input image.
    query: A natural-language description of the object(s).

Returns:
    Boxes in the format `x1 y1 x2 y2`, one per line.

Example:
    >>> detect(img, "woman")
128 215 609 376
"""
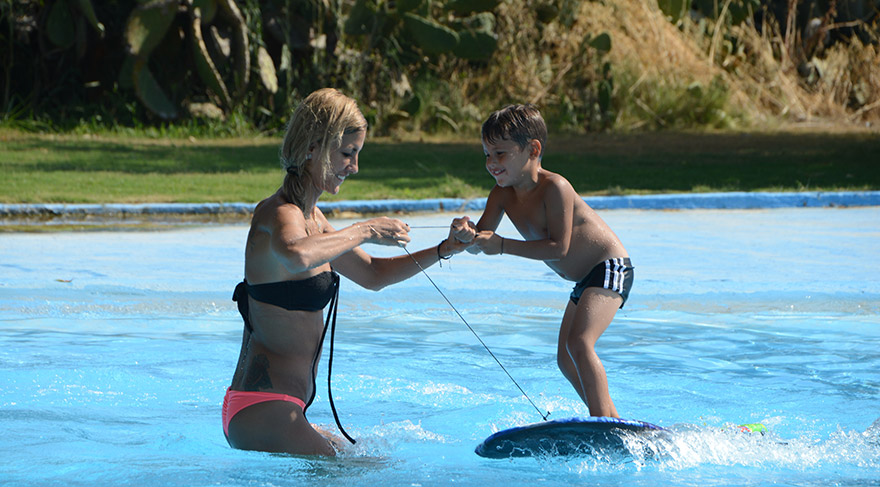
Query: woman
223 88 468 456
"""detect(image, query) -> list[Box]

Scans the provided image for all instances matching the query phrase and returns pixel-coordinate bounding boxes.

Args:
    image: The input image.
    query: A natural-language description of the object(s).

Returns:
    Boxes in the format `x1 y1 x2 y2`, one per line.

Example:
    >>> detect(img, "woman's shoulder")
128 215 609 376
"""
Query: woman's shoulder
254 192 302 217
250 194 309 235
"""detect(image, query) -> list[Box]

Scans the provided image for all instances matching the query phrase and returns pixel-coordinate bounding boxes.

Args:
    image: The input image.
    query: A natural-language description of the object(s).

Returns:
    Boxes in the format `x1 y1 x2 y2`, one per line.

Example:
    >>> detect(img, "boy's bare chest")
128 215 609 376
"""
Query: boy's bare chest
504 196 549 240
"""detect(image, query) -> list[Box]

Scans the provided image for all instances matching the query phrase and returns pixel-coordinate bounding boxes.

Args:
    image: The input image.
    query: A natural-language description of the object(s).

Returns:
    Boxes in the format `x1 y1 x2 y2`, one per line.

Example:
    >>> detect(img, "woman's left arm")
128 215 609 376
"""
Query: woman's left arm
323 214 471 291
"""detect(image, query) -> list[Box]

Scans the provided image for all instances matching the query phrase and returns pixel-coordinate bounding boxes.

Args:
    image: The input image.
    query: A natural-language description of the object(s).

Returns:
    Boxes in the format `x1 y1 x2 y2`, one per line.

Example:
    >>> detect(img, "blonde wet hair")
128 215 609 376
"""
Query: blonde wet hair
279 88 367 210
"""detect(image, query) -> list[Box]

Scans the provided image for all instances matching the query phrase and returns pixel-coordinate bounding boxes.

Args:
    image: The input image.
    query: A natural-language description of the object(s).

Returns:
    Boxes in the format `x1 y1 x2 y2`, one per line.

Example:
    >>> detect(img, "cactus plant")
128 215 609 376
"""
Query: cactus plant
346 1 501 61
445 0 501 15
396 0 425 14
339 0 503 133
133 57 178 119
453 30 497 60
125 0 177 57
402 13 459 54
192 0 218 23
124 0 179 119
588 32 612 53
256 46 278 94
535 2 560 24
656 0 687 23
72 0 105 36
46 0 104 49
46 0 76 49
121 0 252 119
190 5 233 107
215 0 250 101
344 0 377 36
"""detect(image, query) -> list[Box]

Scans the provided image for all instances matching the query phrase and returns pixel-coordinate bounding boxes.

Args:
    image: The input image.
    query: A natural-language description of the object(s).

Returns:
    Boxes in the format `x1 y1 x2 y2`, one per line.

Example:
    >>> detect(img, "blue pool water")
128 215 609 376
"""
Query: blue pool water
1 207 878 486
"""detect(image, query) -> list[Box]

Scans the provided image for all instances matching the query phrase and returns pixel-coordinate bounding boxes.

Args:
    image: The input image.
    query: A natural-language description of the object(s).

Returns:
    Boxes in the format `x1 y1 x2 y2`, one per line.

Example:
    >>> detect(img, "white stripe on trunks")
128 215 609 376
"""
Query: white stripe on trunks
604 260 612 290
614 258 624 292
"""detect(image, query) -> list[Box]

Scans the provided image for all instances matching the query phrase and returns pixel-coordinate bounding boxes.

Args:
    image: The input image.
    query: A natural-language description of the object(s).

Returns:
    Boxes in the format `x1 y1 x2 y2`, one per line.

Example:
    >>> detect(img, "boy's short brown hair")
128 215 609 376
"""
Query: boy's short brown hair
481 104 547 158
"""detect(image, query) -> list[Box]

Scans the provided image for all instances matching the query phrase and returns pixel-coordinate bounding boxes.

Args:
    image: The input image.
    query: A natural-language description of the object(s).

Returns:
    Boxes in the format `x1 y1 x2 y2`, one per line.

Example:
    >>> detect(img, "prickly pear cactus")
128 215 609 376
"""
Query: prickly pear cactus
403 13 460 54
125 0 177 57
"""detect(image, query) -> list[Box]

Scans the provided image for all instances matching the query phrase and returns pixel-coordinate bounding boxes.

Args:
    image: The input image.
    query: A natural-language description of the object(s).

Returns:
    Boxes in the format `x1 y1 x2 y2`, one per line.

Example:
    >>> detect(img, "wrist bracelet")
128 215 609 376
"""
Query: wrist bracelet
500 236 504 255
438 239 452 267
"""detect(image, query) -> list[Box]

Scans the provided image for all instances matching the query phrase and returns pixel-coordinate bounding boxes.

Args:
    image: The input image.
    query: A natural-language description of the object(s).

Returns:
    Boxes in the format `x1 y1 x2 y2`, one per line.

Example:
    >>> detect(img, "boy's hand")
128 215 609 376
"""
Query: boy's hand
473 231 503 255
450 216 477 243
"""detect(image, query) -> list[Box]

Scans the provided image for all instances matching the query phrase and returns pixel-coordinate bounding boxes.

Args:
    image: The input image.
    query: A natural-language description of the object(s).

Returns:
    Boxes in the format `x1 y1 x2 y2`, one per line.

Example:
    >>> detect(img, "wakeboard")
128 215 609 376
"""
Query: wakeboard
475 416 666 458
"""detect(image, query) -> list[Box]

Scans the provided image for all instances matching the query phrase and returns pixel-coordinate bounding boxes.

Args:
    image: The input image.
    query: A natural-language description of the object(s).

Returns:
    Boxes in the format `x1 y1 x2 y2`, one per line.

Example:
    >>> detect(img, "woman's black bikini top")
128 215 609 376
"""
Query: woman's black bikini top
232 271 340 332
246 271 338 311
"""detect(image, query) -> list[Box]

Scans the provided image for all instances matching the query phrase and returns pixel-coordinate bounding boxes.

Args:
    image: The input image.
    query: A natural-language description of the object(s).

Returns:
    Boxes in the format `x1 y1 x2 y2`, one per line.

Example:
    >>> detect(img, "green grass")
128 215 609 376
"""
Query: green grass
1 130 878 204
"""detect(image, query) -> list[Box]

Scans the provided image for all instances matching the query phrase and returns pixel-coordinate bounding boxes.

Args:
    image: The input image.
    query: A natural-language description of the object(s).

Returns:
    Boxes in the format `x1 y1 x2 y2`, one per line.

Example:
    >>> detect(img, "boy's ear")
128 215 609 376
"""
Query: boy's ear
529 139 542 159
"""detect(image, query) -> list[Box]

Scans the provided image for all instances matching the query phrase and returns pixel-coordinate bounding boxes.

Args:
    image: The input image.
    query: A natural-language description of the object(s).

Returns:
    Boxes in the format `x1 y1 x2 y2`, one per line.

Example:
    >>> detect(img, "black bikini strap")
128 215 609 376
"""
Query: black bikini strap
307 273 355 444
325 273 356 444
232 281 253 333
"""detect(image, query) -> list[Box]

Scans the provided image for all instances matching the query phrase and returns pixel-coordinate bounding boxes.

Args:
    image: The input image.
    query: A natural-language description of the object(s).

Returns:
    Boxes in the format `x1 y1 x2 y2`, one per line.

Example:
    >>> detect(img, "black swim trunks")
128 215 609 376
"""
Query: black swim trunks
569 258 634 308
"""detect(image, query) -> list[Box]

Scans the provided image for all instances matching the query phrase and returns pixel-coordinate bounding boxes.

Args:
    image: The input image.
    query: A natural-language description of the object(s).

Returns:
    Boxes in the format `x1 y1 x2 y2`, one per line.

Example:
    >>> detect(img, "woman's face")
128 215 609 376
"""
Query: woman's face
314 129 366 195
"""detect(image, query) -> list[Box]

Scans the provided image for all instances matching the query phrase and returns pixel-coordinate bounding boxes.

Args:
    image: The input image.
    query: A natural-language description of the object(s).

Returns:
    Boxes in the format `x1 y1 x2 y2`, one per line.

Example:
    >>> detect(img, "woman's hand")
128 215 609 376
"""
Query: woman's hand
362 217 411 247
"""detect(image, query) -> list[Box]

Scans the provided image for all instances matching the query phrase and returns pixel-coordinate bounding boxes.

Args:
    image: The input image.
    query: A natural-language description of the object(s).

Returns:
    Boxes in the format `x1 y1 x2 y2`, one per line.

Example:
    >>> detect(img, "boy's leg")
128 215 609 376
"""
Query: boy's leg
557 287 621 418
557 304 588 404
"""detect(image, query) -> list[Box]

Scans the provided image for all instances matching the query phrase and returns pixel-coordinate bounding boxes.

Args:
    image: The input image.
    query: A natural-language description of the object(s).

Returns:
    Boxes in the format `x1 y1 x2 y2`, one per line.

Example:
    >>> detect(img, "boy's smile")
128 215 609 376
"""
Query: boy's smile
482 138 538 188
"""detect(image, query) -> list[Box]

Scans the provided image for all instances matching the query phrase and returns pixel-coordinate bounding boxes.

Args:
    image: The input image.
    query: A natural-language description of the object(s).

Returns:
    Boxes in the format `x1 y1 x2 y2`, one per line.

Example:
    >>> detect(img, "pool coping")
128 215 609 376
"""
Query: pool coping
1 190 879 218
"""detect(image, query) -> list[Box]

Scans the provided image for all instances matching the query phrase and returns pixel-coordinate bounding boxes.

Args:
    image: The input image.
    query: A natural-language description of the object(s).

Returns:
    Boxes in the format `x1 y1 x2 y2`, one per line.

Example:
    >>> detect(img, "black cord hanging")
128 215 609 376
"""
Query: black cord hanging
402 246 550 422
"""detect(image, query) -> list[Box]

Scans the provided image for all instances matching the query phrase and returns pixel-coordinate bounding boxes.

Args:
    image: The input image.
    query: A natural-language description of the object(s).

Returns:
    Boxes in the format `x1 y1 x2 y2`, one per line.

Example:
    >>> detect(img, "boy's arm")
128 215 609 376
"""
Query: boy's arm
464 187 506 254
475 187 505 232
476 179 573 261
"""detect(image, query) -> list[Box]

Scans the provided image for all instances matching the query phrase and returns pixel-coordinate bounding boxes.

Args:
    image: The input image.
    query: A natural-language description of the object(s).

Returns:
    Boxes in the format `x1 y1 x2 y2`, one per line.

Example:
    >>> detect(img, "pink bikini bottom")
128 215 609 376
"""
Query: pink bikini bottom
222 387 307 436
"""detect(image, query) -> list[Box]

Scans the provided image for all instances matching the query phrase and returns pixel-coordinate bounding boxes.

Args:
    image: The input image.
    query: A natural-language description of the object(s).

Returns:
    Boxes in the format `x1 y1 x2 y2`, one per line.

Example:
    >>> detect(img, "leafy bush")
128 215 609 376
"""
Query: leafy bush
0 0 877 135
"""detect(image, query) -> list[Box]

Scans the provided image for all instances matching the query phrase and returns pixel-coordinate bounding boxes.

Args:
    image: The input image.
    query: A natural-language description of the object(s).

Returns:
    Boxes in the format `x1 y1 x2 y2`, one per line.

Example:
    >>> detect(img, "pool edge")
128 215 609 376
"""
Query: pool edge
2 190 879 218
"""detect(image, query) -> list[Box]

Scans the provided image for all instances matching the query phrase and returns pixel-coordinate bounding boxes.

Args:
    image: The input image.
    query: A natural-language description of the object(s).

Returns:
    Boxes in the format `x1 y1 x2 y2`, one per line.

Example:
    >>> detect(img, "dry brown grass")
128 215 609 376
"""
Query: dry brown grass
465 0 880 132
702 15 880 126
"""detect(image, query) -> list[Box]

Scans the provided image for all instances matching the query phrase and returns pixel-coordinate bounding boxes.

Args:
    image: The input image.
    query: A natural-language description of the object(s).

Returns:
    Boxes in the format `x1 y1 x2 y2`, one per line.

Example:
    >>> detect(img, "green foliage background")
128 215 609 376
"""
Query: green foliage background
1 0 878 136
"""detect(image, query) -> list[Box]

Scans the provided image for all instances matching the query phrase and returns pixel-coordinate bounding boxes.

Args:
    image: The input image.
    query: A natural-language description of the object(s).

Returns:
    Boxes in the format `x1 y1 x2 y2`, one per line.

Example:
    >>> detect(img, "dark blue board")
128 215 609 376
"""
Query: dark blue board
475 416 666 458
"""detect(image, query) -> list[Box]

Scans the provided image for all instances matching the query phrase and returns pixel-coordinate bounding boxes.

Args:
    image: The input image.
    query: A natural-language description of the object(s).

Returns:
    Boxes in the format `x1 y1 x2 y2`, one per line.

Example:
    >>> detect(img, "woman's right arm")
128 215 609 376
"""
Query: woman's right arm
269 206 410 275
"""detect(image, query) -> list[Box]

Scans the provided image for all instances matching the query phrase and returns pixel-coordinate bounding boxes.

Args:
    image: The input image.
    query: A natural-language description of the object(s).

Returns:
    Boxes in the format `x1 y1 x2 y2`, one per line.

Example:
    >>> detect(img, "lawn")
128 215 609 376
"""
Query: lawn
1 129 878 204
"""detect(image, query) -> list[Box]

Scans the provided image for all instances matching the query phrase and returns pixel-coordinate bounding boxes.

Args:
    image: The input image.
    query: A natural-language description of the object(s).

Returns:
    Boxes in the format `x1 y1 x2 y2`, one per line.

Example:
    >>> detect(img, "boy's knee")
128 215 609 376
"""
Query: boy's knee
556 351 569 372
565 336 594 361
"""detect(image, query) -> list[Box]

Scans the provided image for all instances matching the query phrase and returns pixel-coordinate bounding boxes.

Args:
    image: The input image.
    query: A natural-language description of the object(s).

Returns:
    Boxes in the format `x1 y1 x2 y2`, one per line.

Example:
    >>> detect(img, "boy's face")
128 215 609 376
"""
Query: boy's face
482 138 536 188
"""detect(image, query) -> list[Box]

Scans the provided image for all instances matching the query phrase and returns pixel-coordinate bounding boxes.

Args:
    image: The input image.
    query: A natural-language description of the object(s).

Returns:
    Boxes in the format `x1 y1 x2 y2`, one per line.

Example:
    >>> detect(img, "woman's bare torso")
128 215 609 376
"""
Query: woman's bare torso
229 194 332 403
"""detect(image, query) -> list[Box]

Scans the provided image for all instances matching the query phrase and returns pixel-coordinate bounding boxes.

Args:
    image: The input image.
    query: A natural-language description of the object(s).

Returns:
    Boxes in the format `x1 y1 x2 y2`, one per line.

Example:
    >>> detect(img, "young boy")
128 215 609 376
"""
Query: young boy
452 104 632 418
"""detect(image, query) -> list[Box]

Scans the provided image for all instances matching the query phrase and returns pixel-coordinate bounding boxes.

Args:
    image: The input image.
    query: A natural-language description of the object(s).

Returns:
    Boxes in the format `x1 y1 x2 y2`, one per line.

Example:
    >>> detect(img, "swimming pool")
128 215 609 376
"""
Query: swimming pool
1 207 878 486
